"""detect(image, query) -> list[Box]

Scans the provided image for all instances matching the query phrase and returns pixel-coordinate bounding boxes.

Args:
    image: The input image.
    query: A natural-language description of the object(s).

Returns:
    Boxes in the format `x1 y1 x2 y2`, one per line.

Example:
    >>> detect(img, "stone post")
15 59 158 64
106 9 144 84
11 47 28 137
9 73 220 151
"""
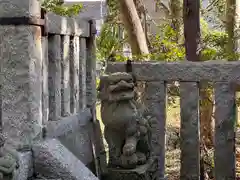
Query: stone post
143 81 166 179
86 21 96 109
86 20 107 177
0 0 42 148
79 38 87 110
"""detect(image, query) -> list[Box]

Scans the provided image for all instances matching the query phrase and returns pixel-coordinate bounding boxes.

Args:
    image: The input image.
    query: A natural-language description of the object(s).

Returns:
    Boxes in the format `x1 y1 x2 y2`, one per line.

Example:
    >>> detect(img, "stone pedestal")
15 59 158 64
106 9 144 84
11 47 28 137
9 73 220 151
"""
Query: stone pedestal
105 159 159 180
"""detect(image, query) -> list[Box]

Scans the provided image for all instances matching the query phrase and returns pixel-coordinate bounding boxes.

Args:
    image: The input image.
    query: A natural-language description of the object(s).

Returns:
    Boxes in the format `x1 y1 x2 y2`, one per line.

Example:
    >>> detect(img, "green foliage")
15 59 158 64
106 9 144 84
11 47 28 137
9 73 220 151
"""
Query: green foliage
200 18 229 60
96 23 126 61
41 0 83 17
106 0 120 23
147 18 230 62
149 24 185 61
96 18 231 63
98 0 237 63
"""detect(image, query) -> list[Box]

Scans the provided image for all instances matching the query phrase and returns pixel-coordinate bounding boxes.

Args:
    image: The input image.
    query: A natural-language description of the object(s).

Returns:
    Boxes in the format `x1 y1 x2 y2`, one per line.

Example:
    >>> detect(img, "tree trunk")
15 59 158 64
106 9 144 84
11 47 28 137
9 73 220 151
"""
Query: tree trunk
133 0 152 51
199 83 214 148
183 0 214 148
235 0 240 127
226 0 236 60
119 0 149 58
169 0 181 41
235 0 240 54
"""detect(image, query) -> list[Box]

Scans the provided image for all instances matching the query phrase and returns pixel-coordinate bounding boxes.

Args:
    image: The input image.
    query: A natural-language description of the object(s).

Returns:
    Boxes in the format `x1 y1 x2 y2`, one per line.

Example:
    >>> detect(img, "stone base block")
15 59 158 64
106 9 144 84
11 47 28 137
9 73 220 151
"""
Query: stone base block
32 139 98 180
104 159 159 180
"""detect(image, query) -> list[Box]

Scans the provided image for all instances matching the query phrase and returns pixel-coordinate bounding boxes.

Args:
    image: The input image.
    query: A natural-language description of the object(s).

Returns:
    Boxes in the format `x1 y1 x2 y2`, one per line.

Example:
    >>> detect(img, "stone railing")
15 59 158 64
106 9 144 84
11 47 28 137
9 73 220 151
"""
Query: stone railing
106 60 238 179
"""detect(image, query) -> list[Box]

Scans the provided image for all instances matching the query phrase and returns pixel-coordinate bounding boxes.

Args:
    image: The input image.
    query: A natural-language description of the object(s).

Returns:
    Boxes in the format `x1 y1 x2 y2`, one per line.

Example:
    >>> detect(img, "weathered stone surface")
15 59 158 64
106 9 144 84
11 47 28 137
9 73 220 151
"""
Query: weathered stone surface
99 72 152 169
44 109 92 138
48 35 62 121
42 37 49 125
0 0 42 148
100 72 133 83
61 35 71 116
106 61 240 82
46 12 90 37
214 82 236 180
104 159 159 180
32 139 98 180
179 82 200 179
0 0 41 17
84 23 100 176
99 73 134 101
43 109 94 166
143 81 166 178
79 38 87 109
70 36 80 113
59 124 93 165
86 22 97 108
14 151 33 180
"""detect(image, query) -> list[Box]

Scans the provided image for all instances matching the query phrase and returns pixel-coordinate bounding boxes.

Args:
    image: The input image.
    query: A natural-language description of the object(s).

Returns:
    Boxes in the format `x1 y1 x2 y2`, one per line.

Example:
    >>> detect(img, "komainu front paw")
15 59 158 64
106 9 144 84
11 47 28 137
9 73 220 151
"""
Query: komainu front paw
120 153 138 169
136 152 147 165
123 143 136 156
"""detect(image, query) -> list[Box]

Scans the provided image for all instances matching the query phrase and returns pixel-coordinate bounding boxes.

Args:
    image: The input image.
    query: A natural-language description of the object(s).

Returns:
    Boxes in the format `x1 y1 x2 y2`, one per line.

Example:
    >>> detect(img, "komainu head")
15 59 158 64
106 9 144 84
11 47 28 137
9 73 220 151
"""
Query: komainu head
98 72 135 102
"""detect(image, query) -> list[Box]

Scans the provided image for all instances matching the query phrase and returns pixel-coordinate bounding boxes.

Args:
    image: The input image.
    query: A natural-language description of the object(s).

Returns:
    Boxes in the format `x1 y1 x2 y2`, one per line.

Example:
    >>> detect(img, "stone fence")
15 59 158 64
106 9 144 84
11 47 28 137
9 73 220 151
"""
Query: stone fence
107 60 238 179
0 0 103 179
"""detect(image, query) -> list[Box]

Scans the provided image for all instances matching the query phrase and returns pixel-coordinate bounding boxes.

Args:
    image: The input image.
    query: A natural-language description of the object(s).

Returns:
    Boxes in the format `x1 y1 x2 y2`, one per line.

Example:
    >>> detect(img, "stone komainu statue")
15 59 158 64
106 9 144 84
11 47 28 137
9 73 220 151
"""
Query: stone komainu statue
99 72 152 169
